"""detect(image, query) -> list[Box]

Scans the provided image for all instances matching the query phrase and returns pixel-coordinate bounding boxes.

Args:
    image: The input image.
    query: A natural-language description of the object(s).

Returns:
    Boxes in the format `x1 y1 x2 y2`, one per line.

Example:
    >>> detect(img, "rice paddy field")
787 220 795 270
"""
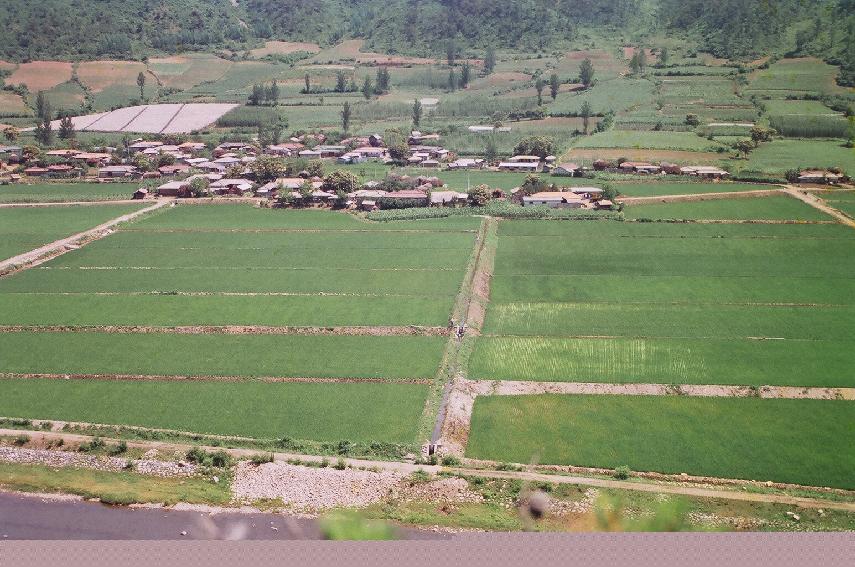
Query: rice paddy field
0 203 147 262
466 395 855 489
622 194 830 220
0 204 480 448
466 213 855 484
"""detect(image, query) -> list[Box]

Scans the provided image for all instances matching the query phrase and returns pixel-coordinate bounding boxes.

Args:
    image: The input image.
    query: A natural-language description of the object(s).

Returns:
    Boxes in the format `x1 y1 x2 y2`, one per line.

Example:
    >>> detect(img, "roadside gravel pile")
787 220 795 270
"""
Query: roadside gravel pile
231 461 404 511
0 446 198 477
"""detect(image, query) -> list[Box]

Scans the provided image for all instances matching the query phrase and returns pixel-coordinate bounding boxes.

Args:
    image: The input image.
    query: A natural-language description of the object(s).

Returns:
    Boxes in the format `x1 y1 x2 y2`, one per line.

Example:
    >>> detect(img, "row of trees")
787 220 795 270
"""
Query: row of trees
248 81 281 106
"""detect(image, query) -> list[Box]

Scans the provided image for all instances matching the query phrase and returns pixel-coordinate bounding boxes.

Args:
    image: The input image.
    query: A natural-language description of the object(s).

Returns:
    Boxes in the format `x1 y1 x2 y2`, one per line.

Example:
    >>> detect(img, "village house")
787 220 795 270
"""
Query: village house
797 170 843 184
210 178 254 195
177 142 207 153
98 165 139 179
72 152 112 166
158 164 191 176
681 166 730 179
552 163 580 177
379 190 429 207
498 156 542 172
430 191 468 207
447 158 484 170
156 180 191 197
0 145 23 162
523 191 586 209
128 141 164 154
619 161 661 174
570 187 605 199
265 143 304 157
46 164 80 178
337 153 366 165
132 187 149 200
23 167 50 177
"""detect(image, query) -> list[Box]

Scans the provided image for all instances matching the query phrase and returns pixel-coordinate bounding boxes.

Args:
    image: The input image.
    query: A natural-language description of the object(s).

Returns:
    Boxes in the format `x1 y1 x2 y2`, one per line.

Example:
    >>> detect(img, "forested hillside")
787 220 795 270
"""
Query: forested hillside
0 0 852 84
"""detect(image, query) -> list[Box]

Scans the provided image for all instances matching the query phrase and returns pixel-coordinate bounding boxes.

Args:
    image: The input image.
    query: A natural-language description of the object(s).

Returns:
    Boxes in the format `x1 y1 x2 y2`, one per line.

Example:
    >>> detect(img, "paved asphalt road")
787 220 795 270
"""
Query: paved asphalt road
0 492 448 540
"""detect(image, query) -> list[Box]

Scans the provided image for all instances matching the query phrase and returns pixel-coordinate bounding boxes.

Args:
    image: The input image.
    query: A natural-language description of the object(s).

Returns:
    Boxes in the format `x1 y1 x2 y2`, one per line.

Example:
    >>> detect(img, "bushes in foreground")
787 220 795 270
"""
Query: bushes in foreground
366 202 623 222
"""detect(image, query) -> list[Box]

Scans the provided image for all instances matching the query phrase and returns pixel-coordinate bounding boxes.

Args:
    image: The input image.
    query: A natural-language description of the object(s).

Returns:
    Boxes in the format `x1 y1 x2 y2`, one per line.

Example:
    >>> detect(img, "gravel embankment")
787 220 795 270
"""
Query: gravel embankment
0 446 198 477
232 462 404 510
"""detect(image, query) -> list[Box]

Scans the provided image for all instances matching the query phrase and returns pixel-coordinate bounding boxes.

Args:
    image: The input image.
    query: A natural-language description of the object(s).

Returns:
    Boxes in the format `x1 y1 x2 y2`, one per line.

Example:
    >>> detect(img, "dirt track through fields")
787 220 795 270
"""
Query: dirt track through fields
783 185 855 229
0 372 432 385
433 218 498 454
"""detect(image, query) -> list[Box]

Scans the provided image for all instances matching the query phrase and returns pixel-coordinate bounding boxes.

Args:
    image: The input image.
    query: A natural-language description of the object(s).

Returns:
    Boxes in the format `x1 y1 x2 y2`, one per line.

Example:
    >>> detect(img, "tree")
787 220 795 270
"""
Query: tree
638 48 647 71
304 73 311 94
513 136 555 159
484 136 498 164
733 139 756 158
4 126 19 142
629 53 641 75
376 67 390 93
520 174 545 195
34 118 53 146
446 39 457 66
322 169 359 193
137 72 146 100
484 47 496 75
248 84 263 106
58 115 75 140
579 58 594 87
270 80 279 104
470 184 491 206
249 155 285 183
341 102 352 133
447 69 457 91
658 47 669 67
460 62 471 89
362 76 373 100
549 73 560 100
750 125 775 143
412 99 422 127
685 113 701 126
35 91 47 120
335 71 347 93
189 177 210 197
384 129 409 165
580 101 592 134
535 77 545 106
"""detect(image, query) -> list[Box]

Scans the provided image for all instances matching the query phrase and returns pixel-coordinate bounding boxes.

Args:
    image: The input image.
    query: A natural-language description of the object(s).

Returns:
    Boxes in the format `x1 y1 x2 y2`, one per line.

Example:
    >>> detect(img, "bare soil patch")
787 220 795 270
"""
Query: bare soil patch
77 61 147 92
249 41 320 58
308 40 436 66
0 445 198 478
7 61 73 92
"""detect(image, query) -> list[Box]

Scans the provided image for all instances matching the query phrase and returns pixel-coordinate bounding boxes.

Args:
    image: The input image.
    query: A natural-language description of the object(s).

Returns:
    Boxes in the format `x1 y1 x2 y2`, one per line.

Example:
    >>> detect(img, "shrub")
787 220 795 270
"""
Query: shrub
613 465 631 480
334 458 348 470
108 440 128 456
79 437 106 453
13 434 29 446
440 455 461 466
250 453 274 465
409 469 432 483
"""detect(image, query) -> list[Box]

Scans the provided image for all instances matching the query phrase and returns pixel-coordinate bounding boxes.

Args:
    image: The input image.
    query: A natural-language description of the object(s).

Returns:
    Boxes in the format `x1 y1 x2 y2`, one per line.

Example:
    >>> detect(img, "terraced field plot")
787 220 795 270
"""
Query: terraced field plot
0 205 480 448
472 219 855 388
467 395 855 489
0 204 147 263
